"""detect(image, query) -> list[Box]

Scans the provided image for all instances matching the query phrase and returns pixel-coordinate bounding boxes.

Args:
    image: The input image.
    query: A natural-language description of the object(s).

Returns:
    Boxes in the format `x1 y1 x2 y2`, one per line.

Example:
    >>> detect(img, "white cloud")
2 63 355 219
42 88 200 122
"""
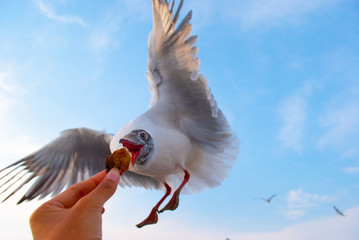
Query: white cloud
0 69 15 93
225 0 341 29
0 135 44 161
278 83 314 152
341 148 359 158
86 5 124 80
0 64 22 118
285 209 306 220
89 20 121 57
278 94 307 152
33 0 87 26
88 0 151 56
0 88 16 116
86 0 152 80
234 206 359 240
0 64 44 161
117 0 151 18
318 99 359 150
344 166 359 175
285 189 336 220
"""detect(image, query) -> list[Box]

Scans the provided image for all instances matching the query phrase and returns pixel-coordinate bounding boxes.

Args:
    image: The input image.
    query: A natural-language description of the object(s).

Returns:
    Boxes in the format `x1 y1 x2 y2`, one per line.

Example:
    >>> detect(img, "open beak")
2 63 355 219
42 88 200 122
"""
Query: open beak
119 138 143 166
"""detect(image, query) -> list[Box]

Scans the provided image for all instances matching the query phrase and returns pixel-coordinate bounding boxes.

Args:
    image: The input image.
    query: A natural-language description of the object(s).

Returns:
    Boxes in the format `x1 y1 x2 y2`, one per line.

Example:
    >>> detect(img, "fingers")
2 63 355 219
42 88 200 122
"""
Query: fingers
82 168 120 207
44 168 120 211
49 170 107 208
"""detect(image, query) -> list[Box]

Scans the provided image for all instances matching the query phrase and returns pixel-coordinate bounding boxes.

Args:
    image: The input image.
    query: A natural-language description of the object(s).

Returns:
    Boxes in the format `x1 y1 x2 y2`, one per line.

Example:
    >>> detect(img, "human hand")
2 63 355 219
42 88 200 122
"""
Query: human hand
29 168 120 240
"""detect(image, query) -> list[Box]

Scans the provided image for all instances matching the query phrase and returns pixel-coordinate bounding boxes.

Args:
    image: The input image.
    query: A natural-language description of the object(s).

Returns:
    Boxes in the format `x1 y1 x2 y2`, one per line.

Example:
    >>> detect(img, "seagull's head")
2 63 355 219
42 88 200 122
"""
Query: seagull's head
119 129 154 167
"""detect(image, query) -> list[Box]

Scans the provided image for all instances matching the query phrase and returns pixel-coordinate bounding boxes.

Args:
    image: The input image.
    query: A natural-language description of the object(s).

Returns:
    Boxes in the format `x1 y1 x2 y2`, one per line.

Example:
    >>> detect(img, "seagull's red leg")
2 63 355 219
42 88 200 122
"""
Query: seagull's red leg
136 183 171 228
159 169 190 213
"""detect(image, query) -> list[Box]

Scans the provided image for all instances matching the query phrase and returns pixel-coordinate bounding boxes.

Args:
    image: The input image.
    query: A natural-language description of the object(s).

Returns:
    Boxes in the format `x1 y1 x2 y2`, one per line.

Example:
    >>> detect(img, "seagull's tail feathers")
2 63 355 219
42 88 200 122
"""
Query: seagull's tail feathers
166 132 239 194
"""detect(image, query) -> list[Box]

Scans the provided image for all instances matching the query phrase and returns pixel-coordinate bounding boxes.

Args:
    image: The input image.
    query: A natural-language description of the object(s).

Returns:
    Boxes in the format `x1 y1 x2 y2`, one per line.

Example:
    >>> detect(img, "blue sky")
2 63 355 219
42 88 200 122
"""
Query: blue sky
1 0 359 239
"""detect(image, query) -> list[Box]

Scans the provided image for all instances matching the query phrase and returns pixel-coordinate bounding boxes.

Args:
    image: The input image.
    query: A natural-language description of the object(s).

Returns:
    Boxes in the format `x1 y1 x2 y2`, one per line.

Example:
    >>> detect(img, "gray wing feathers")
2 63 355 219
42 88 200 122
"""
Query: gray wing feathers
0 127 164 203
0 128 112 203
147 0 238 163
148 0 201 106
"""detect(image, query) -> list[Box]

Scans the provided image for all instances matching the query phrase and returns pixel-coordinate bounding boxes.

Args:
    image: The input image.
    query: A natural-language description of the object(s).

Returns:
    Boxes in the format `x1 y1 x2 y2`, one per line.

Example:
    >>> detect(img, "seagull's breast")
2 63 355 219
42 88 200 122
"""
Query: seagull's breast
145 127 192 179
110 114 192 180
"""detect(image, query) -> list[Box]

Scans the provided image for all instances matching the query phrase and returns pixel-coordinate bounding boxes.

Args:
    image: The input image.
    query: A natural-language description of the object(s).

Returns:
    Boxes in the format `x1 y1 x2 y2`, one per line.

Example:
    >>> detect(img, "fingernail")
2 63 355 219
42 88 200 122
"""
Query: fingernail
106 168 120 183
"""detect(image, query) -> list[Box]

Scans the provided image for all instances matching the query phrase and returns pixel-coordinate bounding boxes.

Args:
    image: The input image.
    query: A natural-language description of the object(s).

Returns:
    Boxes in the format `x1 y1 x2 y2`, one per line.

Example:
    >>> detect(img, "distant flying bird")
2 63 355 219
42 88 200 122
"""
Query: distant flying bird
333 205 345 217
0 0 238 228
255 193 278 203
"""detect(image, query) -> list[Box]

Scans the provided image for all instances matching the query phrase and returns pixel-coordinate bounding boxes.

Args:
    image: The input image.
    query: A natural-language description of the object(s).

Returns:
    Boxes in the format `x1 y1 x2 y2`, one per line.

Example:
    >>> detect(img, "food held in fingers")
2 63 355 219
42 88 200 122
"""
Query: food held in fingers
106 148 131 175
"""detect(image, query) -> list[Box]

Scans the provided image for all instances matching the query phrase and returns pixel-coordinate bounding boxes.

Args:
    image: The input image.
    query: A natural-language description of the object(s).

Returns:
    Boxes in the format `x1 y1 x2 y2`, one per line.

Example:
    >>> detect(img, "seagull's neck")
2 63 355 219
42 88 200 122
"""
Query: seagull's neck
144 107 176 130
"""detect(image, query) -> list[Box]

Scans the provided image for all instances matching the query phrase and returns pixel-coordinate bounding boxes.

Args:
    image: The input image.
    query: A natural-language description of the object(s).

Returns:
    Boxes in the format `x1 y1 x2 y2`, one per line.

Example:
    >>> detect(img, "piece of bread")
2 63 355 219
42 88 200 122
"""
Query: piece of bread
106 148 131 175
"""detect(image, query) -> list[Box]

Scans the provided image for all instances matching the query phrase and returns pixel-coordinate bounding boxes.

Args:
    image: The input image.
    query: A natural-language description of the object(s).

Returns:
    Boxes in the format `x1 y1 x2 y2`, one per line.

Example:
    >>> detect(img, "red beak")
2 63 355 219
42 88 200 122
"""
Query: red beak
119 139 143 166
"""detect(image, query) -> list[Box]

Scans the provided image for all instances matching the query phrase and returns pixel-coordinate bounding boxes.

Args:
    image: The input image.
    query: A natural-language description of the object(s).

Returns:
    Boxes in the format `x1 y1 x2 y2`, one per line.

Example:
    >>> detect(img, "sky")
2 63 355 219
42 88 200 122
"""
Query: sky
0 0 359 239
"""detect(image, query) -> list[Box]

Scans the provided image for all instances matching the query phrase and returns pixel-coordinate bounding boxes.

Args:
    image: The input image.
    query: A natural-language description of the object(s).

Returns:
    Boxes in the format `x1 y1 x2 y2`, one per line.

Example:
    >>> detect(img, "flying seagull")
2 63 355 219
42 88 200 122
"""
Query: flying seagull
0 0 238 228
333 205 345 217
254 193 278 203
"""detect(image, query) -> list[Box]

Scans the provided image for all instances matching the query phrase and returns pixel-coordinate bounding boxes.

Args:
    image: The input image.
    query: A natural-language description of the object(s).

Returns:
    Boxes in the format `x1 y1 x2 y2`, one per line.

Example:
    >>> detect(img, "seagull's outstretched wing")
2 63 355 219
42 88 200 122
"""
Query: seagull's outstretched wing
333 205 345 217
0 128 112 204
268 193 277 201
147 0 238 155
0 128 161 203
253 193 277 203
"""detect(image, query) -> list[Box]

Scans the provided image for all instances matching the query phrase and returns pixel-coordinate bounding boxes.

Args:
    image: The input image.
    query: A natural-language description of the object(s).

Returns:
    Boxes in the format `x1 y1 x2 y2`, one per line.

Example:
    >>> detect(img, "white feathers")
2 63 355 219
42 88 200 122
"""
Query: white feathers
147 0 220 119
190 46 198 59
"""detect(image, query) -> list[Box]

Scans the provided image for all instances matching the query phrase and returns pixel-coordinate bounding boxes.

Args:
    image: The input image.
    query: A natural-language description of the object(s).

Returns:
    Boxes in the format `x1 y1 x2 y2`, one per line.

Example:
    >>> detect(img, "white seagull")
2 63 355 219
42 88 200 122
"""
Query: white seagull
0 0 239 228
254 193 278 203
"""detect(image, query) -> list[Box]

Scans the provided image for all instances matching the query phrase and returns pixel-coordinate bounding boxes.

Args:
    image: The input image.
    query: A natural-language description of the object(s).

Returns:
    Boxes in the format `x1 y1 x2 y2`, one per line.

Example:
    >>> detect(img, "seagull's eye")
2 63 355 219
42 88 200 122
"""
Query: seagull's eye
140 132 147 140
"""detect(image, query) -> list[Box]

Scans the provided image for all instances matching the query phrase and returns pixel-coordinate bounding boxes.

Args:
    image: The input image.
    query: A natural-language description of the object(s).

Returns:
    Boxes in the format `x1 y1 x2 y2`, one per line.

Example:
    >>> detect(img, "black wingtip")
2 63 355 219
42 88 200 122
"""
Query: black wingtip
2 194 27 205
1 192 15 203
17 196 27 205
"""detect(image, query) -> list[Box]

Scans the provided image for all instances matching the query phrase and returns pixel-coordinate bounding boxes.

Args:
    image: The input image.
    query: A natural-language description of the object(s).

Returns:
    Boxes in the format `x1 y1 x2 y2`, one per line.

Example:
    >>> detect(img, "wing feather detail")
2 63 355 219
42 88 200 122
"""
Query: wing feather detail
0 128 164 203
147 0 223 133
146 0 239 193
0 128 112 203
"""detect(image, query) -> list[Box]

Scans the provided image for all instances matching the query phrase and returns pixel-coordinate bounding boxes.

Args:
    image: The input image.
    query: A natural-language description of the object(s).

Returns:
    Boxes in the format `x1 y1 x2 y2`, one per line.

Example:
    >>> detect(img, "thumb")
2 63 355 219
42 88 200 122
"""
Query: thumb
83 168 120 207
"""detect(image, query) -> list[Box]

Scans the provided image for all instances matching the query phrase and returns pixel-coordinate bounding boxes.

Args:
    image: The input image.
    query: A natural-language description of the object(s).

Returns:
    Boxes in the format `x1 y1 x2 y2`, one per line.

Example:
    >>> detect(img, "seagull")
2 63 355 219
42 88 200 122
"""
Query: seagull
254 193 278 203
0 0 238 228
333 205 345 217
